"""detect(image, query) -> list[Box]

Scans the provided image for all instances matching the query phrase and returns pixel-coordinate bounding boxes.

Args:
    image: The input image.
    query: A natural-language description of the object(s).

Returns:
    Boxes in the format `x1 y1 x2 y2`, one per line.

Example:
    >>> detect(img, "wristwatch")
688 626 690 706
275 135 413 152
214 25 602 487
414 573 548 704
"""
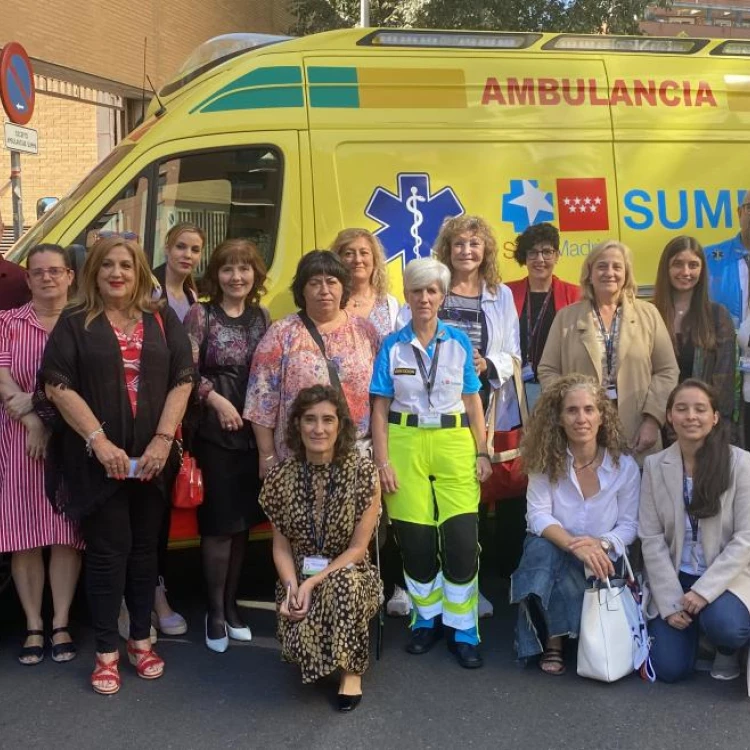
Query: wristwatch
600 538 613 554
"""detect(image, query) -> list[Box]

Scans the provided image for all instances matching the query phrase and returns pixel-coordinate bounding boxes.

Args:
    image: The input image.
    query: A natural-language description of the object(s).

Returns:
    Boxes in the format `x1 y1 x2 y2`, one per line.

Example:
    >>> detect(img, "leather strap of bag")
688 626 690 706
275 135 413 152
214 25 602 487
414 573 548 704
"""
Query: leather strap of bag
298 312 342 391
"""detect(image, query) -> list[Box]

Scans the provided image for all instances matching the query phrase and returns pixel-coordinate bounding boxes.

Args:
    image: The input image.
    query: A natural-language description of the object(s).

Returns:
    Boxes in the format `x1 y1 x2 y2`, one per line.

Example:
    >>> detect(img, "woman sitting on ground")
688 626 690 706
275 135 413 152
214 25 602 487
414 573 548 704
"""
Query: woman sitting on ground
259 385 381 712
510 373 639 675
640 379 750 684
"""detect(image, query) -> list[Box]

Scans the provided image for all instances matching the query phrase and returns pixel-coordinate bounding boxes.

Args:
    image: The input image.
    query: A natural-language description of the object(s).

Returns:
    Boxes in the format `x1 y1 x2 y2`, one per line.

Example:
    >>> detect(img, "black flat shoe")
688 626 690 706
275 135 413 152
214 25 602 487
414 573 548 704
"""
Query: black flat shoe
448 640 484 669
337 693 362 712
406 625 443 655
50 627 77 663
18 630 45 666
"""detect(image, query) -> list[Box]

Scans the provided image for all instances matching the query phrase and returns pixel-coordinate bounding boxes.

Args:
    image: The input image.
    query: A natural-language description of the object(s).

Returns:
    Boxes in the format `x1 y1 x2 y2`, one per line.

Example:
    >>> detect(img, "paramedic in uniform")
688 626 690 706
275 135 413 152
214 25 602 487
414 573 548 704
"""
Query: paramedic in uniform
370 258 492 669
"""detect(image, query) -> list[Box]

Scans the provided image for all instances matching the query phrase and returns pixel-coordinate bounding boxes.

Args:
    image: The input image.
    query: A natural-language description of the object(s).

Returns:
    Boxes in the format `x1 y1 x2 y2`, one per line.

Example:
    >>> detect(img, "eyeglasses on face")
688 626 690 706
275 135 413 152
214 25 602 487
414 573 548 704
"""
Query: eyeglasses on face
526 248 557 260
28 267 70 280
96 230 138 241
741 203 750 212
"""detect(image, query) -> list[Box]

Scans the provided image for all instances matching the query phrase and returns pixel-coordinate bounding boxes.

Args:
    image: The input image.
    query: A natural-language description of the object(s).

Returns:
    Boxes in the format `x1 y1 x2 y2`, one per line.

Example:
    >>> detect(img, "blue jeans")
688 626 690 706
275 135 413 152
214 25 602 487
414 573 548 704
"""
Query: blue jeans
649 571 750 683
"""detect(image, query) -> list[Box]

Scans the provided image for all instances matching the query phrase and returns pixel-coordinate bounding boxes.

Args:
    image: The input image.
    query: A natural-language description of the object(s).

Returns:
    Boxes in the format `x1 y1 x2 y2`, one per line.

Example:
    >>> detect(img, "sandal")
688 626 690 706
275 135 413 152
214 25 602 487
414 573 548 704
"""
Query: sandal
127 640 165 680
18 630 45 666
91 653 121 695
50 627 77 663
539 647 566 676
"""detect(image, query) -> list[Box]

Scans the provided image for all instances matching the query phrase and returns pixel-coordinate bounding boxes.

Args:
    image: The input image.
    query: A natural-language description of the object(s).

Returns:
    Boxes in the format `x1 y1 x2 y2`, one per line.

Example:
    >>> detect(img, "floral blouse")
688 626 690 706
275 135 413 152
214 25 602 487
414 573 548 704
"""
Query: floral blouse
243 312 379 459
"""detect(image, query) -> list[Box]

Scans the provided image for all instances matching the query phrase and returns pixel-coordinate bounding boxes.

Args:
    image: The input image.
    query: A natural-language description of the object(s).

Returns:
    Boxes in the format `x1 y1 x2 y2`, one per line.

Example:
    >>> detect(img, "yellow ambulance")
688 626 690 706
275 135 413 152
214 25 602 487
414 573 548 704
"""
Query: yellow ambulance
9 27 750 314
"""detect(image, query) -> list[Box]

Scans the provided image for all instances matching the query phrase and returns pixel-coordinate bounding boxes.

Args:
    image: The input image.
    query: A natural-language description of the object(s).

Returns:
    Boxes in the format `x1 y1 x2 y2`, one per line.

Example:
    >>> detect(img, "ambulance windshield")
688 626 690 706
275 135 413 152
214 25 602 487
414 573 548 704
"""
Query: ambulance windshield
161 34 293 97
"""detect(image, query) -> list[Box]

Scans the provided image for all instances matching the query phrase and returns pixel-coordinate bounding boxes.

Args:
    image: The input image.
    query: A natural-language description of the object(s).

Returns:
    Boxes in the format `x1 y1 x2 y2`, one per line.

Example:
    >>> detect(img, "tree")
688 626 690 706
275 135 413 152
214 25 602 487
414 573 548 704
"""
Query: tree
287 0 671 36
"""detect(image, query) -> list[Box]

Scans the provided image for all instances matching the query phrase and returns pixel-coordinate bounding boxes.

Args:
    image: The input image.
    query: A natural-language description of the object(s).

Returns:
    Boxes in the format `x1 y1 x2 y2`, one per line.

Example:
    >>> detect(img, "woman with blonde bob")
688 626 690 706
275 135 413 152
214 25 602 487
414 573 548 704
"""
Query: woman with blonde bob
40 236 194 694
331 228 398 339
538 240 678 461
510 373 640 675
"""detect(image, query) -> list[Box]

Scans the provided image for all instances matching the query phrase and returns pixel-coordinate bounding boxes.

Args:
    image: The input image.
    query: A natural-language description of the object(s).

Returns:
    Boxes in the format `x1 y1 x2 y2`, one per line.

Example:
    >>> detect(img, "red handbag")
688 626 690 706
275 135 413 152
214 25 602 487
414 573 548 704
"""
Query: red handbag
171 426 204 509
480 361 529 504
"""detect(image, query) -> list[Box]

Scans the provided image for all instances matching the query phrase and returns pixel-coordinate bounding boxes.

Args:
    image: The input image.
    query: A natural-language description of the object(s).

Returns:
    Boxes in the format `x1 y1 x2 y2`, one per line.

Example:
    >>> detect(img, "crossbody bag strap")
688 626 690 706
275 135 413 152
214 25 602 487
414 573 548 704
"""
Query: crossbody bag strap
298 312 342 391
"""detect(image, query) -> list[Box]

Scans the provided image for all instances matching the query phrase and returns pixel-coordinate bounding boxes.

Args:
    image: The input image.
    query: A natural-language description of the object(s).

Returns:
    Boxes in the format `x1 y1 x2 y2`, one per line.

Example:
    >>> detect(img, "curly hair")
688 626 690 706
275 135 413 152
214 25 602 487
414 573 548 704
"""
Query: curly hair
285 385 357 463
433 215 501 293
521 374 629 482
513 223 560 266
330 228 389 298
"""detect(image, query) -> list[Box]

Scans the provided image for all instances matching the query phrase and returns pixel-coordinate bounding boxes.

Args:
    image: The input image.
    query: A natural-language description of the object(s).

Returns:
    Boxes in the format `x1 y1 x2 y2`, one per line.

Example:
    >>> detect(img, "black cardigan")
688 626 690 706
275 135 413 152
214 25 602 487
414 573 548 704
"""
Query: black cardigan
40 304 195 520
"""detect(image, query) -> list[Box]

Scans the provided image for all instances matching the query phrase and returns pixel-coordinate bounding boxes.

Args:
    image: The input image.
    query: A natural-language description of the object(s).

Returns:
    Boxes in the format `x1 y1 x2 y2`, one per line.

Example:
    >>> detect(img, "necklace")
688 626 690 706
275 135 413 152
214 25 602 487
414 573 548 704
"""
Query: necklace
350 293 374 309
573 449 600 472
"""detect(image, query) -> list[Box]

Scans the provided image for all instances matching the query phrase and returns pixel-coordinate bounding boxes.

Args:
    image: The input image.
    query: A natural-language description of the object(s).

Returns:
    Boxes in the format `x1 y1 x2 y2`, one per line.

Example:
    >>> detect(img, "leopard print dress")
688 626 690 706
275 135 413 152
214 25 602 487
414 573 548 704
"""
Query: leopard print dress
259 452 381 683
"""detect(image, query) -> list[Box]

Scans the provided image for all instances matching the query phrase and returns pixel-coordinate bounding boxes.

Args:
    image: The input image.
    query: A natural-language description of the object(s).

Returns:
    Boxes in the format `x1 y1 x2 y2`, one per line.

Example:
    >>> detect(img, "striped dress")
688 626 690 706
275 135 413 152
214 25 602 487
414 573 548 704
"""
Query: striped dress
0 303 82 552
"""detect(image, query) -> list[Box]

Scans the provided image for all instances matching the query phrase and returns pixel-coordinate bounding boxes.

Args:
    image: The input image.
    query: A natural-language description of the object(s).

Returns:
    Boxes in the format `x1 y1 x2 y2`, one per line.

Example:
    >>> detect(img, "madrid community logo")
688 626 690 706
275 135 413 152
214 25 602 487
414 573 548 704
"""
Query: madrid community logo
502 178 609 233
365 173 465 264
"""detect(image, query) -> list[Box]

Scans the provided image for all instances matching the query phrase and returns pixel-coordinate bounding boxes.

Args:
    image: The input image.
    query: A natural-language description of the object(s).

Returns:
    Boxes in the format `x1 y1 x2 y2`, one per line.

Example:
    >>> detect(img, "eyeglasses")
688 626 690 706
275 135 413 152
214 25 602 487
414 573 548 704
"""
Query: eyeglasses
28 267 70 280
96 230 138 241
526 248 557 260
741 203 750 212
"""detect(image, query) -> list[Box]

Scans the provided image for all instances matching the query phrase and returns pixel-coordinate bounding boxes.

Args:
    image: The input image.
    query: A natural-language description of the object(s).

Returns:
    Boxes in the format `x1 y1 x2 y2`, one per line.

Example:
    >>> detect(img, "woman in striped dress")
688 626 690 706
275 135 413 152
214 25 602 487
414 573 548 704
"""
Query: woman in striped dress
0 243 83 665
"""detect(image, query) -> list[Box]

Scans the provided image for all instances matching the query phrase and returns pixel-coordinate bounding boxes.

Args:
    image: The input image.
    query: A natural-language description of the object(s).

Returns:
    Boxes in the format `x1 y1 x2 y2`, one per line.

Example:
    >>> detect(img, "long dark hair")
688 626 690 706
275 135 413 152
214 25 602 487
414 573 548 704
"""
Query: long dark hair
285 385 356 463
666 379 729 518
653 236 715 351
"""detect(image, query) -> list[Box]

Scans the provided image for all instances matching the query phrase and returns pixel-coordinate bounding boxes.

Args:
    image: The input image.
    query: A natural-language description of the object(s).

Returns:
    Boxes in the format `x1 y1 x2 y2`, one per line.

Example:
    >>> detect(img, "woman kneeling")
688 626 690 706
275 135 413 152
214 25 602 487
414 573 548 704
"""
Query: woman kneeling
640 380 750 684
259 385 381 712
510 373 639 675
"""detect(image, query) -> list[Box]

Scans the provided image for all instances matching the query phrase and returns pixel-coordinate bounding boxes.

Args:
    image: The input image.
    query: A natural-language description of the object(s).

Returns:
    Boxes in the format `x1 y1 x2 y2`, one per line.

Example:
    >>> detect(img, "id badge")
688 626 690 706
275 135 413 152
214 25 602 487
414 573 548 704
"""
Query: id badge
418 413 442 429
302 555 330 578
605 386 618 400
521 363 534 382
739 355 750 373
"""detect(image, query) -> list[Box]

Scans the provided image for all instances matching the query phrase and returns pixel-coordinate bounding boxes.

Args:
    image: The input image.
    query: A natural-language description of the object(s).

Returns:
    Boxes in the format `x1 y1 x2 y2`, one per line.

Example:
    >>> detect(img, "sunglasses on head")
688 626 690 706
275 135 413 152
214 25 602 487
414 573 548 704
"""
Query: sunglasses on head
96 230 138 241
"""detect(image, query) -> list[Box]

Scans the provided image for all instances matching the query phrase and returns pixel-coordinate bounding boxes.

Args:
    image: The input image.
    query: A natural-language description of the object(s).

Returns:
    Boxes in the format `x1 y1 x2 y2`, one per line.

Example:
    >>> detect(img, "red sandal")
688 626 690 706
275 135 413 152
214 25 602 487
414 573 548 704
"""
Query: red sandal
91 653 121 695
127 640 165 680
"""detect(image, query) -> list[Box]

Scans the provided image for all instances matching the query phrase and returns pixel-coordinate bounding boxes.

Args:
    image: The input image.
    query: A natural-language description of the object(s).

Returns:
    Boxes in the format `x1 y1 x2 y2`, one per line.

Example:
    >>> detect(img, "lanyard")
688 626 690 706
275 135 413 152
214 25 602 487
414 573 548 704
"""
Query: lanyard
304 463 337 554
593 305 621 381
525 283 554 372
681 460 699 544
412 339 442 411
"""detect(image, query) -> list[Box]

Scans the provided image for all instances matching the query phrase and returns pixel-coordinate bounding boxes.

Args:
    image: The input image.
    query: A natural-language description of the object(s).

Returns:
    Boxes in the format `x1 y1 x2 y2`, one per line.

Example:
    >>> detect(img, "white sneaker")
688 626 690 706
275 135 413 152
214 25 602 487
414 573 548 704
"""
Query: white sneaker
711 650 740 681
386 585 411 617
118 599 158 644
478 591 494 619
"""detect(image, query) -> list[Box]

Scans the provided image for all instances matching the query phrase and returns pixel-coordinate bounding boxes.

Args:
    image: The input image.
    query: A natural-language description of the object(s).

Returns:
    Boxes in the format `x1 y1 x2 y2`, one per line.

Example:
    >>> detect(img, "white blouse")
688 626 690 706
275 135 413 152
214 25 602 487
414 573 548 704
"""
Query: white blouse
526 449 640 557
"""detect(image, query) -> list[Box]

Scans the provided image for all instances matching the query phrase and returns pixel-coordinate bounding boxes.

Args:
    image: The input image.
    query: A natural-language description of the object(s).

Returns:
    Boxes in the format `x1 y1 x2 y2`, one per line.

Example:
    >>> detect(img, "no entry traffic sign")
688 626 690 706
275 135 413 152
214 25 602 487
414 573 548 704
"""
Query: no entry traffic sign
0 42 35 125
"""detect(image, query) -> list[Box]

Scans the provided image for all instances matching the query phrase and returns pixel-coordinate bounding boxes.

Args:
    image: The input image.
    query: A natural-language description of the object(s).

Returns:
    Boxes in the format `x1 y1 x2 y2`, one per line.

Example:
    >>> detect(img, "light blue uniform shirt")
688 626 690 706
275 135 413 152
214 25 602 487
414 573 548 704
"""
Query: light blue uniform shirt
370 320 480 413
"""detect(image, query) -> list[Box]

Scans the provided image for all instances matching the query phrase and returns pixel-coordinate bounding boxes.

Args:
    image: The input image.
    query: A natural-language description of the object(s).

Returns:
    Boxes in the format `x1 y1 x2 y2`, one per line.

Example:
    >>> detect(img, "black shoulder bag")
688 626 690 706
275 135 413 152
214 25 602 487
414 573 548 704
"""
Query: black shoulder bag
298 312 342 391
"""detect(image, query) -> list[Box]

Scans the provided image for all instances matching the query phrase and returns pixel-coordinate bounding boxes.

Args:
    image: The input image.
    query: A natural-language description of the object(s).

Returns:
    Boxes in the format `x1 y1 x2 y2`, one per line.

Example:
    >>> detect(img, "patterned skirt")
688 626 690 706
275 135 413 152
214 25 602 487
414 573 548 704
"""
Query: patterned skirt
276 563 381 683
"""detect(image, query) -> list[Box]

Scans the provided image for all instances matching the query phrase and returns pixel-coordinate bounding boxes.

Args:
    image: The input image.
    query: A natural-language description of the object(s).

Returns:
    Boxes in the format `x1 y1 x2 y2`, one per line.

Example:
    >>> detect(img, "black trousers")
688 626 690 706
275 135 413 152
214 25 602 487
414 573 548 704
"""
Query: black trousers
80 482 167 653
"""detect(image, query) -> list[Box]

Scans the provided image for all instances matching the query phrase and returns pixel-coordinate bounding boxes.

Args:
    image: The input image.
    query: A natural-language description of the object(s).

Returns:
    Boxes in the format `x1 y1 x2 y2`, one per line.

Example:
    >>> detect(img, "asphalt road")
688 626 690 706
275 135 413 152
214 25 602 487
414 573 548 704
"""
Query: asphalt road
2 542 750 750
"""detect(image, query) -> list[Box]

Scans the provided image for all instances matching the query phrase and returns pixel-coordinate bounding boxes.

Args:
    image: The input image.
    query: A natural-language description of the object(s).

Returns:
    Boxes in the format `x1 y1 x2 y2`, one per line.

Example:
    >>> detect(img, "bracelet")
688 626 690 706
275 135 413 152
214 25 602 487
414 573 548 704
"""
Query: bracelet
154 432 174 445
85 425 106 457
376 461 390 471
476 452 491 461
263 454 277 463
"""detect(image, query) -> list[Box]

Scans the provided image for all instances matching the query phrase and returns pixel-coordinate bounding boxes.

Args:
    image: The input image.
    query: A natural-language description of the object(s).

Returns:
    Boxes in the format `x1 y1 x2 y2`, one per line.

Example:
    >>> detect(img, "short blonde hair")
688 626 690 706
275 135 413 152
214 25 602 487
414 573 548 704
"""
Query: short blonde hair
433 215 501 293
580 239 637 304
403 258 451 295
330 228 389 298
77 237 160 328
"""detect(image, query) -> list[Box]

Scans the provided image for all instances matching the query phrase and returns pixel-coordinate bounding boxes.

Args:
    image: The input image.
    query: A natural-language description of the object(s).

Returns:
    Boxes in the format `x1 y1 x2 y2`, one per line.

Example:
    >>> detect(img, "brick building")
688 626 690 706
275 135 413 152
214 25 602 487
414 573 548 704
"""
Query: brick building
643 1 750 38
0 1 291 243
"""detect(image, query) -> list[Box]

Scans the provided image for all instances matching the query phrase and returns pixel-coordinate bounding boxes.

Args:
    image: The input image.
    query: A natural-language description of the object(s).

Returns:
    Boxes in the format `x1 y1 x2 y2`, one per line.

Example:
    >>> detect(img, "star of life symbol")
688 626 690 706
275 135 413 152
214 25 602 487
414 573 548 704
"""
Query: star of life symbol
501 179 555 233
365 173 465 264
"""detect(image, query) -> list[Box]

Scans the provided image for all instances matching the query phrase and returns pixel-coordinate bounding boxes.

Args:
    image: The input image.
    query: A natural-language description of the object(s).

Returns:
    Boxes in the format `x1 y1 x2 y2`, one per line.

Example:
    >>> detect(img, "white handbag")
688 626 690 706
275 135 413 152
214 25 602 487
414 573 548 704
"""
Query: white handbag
577 549 651 683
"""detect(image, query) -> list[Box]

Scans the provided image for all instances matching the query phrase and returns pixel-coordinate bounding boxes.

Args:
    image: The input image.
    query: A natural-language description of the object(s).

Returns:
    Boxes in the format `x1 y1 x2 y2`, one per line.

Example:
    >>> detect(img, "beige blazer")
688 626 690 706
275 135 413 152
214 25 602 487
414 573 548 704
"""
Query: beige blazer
639 443 750 619
537 297 678 457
